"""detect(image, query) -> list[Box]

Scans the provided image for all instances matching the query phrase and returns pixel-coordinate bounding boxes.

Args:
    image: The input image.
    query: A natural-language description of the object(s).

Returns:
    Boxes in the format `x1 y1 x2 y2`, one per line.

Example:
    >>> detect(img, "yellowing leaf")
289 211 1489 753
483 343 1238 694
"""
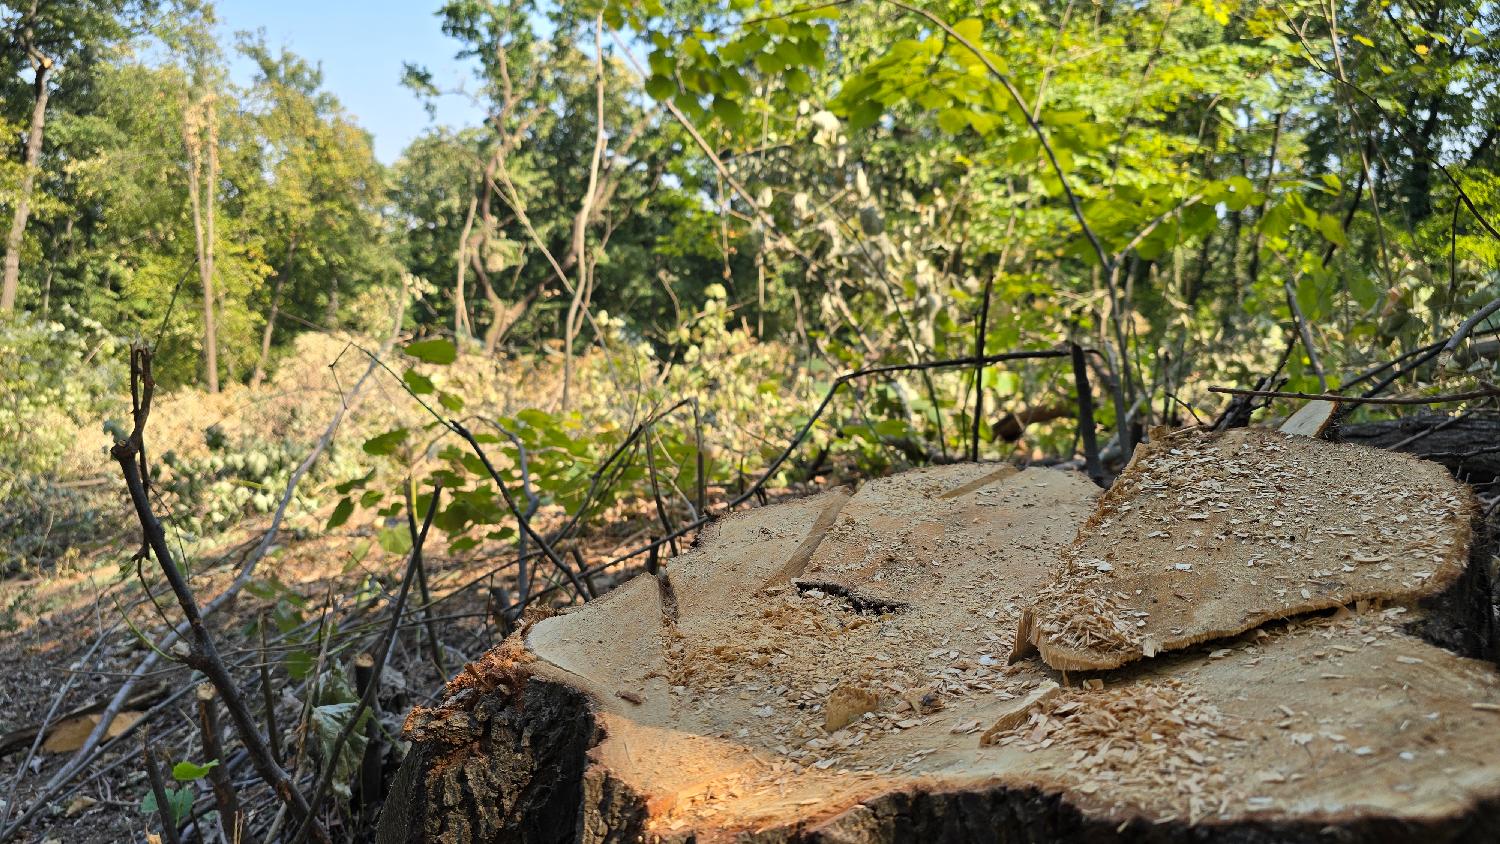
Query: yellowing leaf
952 18 983 43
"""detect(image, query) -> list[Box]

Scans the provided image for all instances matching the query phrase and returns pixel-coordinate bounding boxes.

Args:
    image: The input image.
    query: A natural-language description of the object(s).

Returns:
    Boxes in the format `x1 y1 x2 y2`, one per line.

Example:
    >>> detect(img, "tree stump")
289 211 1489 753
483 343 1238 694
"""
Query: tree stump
380 443 1500 844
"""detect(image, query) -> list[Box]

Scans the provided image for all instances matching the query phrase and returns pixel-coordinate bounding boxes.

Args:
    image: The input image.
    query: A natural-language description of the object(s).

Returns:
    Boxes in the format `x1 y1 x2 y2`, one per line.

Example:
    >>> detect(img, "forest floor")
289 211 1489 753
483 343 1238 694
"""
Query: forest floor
0 492 709 842
0 445 832 843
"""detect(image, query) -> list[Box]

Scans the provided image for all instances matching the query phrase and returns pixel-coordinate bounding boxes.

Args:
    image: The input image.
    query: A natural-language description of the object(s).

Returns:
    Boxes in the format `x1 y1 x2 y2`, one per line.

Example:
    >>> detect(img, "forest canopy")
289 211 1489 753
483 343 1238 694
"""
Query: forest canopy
3 0 1499 555
3 0 1496 412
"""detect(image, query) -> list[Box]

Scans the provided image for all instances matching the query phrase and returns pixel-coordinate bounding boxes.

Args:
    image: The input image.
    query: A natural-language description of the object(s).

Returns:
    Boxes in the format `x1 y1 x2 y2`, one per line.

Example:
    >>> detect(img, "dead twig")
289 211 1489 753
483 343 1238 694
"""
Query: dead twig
525 348 1071 606
883 1 1135 452
451 421 590 604
111 346 328 842
1441 295 1500 360
0 300 401 844
405 479 449 679
1071 342 1105 485
644 435 679 557
259 615 282 766
692 398 707 518
1283 278 1328 390
352 652 383 818
195 684 242 839
1386 411 1473 452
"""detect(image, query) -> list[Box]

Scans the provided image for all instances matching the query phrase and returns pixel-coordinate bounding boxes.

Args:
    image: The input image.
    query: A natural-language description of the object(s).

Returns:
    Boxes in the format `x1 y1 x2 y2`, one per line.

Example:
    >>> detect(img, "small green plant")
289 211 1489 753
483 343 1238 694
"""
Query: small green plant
139 758 217 826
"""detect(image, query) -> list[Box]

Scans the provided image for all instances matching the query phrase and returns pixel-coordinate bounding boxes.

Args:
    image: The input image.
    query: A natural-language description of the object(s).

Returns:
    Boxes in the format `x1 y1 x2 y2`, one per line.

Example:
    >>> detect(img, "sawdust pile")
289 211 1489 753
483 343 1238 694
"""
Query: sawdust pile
984 679 1236 821
663 582 1036 775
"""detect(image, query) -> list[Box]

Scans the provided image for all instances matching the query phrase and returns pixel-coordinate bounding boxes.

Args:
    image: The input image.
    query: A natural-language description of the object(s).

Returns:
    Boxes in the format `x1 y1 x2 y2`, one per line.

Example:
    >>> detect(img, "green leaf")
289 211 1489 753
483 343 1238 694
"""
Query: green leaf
1317 213 1348 247
325 497 354 530
448 535 482 553
378 524 413 556
311 700 371 800
172 759 220 782
517 408 555 429
711 95 745 127
404 338 457 365
937 108 971 133
1259 202 1293 237
645 74 675 100
403 369 435 395
334 468 373 494
285 649 315 680
1348 271 1379 309
342 540 372 573
140 786 195 825
362 428 409 455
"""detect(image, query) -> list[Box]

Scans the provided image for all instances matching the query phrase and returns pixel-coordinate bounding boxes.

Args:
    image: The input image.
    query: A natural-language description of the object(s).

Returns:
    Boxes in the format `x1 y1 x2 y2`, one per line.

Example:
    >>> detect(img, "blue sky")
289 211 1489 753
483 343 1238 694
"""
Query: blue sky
211 0 487 163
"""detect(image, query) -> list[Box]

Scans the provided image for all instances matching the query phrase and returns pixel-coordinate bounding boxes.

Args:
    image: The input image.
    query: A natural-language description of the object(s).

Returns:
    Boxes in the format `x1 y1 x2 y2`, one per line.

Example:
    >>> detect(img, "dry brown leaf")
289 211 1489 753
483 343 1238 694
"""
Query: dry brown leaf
42 710 143 754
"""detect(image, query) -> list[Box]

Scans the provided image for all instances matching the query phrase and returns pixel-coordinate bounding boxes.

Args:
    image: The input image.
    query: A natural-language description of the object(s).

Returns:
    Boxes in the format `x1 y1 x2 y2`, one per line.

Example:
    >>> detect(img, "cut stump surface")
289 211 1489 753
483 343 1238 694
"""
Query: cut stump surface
381 456 1500 844
1016 427 1476 671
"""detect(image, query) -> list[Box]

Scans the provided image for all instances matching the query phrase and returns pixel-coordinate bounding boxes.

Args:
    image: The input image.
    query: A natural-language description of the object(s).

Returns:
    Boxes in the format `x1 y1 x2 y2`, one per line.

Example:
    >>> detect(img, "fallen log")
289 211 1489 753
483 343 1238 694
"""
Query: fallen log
379 455 1500 843
1337 411 1500 482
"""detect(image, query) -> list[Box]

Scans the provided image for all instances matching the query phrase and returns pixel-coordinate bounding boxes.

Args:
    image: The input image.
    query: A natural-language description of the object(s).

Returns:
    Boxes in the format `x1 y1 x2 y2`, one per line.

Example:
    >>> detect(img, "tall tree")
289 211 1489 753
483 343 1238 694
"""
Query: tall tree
184 77 220 392
0 0 156 312
238 37 391 386
0 1 50 311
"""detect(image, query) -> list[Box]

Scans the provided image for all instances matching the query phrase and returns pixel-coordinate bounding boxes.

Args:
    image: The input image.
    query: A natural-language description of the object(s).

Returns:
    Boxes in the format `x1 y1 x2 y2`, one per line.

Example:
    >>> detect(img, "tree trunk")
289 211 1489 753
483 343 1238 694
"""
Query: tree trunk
326 276 340 326
561 14 609 413
250 232 299 389
475 256 536 356
455 193 478 340
1 55 52 312
381 438 1500 843
186 94 220 393
1403 95 1443 223
1244 112 1283 296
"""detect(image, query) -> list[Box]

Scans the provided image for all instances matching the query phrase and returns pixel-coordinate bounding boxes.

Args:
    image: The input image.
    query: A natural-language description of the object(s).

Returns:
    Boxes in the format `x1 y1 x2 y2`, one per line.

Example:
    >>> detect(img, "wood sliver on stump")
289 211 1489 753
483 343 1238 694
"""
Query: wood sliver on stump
379 428 1500 844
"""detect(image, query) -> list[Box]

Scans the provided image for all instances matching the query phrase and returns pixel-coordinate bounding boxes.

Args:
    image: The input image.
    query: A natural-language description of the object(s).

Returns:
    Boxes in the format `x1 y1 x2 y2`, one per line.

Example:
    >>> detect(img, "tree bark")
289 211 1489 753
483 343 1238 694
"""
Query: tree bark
1 48 52 312
454 193 478 340
561 14 609 413
1403 95 1444 223
186 93 221 393
1244 112 1283 296
1336 411 1500 483
474 254 535 356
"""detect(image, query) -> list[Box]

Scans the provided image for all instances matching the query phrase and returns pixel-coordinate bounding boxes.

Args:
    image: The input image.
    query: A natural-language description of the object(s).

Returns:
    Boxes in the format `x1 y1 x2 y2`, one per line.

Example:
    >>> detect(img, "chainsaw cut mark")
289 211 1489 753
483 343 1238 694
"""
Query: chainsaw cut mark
937 464 1020 499
759 486 852 590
